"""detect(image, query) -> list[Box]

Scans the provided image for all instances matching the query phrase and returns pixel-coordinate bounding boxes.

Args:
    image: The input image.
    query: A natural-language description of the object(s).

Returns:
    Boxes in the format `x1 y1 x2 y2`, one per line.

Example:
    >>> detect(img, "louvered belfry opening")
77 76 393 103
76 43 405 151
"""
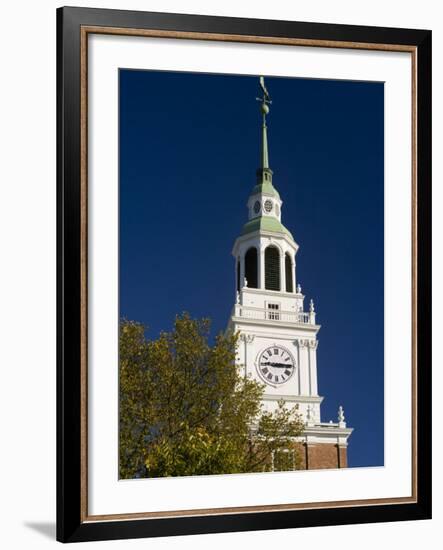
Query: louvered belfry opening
285 253 293 293
265 246 280 291
244 247 258 289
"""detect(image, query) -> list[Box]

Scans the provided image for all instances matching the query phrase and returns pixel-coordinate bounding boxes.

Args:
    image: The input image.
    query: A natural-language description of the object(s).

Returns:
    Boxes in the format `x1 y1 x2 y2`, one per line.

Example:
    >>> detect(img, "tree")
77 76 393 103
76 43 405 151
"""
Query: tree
119 313 304 479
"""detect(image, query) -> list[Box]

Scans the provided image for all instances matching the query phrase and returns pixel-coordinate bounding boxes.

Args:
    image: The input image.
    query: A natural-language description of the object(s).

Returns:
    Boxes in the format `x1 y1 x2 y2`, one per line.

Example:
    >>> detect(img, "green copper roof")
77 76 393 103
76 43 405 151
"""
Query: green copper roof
241 216 294 240
250 181 280 200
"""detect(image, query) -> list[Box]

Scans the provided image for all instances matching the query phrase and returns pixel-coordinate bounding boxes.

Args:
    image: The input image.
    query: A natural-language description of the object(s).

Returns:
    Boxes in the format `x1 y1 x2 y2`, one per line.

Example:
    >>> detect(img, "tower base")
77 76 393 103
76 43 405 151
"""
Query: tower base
296 441 348 470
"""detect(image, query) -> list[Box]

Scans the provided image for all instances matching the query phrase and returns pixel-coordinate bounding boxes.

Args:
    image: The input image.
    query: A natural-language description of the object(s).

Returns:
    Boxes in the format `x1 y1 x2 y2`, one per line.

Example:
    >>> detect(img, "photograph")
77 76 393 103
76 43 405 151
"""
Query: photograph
118 70 384 479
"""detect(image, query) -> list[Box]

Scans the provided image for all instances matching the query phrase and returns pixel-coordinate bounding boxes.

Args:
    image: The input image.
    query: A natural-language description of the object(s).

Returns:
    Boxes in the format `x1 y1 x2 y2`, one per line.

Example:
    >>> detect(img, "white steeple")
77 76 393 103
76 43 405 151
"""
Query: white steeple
227 77 353 470
233 77 299 295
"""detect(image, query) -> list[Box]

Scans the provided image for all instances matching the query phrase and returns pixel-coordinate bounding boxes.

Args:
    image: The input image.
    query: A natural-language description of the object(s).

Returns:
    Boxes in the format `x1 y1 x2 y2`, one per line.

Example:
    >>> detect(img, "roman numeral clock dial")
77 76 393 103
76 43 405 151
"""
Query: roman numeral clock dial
257 346 296 386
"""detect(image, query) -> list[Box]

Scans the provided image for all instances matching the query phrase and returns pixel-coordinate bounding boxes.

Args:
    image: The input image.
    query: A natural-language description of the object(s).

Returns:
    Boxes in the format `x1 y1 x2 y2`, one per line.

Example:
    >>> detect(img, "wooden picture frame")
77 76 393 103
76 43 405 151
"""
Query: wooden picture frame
57 6 432 543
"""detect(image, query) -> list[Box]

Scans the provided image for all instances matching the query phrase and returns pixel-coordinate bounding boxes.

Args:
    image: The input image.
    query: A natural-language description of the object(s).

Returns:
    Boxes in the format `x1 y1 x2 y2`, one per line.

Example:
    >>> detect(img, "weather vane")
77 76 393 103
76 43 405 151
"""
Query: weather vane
256 76 272 117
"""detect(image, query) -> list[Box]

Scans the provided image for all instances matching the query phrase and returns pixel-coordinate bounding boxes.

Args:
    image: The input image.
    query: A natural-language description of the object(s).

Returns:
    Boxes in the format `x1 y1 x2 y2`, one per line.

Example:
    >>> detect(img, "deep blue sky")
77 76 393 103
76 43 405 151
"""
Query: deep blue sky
119 70 384 469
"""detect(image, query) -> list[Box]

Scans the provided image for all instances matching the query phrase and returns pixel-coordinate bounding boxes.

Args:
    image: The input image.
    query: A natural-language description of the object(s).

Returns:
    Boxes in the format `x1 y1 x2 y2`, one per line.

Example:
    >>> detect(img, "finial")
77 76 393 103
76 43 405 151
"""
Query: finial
258 76 271 112
296 283 302 294
243 277 248 288
236 291 240 304
261 102 270 116
338 405 346 427
309 299 315 313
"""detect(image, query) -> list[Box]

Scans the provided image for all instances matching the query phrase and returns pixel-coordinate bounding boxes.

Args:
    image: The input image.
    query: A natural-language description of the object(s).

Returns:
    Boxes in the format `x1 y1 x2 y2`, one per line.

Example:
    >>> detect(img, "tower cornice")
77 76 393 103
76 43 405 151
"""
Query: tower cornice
232 229 299 257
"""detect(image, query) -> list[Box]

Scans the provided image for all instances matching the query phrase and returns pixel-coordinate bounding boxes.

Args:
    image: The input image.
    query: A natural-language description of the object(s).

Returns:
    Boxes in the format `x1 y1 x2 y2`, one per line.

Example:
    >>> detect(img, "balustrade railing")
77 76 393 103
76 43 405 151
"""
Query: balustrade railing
232 304 313 324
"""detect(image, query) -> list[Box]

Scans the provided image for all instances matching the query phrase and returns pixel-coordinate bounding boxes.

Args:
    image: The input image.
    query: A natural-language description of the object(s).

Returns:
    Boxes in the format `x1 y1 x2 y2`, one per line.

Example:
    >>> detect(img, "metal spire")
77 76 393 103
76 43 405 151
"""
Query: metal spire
256 76 273 182
258 76 271 168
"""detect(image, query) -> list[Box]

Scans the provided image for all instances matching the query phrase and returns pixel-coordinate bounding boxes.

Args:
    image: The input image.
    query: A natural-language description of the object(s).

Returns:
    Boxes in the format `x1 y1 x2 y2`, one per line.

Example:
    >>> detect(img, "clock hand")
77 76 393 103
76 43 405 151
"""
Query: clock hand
261 362 291 368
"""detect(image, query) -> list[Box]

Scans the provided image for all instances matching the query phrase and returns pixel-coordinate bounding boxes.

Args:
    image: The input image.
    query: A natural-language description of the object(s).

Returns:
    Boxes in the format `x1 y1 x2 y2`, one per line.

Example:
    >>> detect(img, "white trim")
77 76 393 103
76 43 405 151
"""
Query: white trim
237 286 303 300
231 316 320 332
233 230 298 254
262 395 324 404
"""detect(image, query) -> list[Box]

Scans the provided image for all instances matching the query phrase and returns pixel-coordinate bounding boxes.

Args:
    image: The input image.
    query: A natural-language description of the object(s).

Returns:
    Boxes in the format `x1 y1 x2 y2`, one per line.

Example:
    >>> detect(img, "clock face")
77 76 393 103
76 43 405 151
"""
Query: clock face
264 199 273 213
257 346 295 385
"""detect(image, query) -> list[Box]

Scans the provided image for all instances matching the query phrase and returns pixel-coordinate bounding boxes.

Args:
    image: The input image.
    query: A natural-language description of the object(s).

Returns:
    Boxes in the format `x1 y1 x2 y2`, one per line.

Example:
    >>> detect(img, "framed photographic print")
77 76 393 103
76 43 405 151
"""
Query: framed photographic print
57 6 432 543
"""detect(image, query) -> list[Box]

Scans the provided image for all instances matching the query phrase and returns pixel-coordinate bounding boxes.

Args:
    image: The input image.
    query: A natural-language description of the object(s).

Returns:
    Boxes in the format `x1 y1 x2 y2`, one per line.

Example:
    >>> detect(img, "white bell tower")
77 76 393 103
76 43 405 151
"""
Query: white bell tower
227 77 353 468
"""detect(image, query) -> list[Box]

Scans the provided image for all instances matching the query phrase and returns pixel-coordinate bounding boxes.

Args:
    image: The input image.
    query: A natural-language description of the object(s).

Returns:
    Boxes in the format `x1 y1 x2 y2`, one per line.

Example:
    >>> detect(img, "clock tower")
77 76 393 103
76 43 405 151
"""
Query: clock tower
227 77 353 470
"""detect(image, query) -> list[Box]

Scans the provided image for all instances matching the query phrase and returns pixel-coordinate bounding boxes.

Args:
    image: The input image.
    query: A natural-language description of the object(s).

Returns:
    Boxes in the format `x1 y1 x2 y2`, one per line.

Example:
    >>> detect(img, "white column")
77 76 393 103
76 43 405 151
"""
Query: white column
240 334 255 378
298 339 310 395
292 259 296 294
240 253 245 290
259 246 265 289
280 249 286 292
308 340 319 396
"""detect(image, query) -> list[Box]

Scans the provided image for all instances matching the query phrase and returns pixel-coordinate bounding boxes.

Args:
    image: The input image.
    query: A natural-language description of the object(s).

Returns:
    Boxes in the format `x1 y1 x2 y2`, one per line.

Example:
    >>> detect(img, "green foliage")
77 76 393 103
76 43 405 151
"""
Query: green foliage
119 314 304 479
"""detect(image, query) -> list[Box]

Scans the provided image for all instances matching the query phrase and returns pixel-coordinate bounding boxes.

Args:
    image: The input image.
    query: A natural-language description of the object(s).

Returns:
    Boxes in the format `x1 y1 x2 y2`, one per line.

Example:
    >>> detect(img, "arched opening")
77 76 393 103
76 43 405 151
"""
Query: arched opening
265 246 280 291
236 258 240 292
244 247 258 288
285 253 293 293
